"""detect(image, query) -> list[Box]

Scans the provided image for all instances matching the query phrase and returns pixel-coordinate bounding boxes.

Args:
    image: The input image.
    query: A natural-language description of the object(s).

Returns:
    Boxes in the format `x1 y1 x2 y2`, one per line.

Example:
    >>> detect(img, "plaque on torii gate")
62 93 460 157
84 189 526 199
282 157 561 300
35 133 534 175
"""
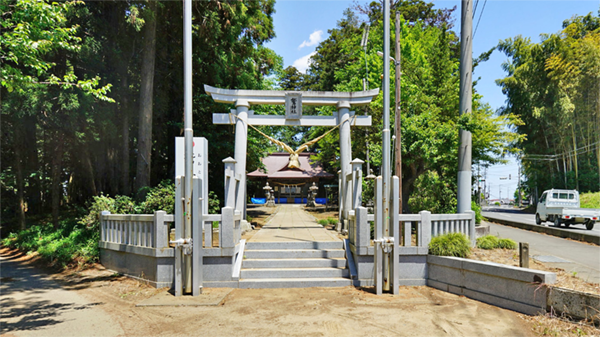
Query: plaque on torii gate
205 85 379 230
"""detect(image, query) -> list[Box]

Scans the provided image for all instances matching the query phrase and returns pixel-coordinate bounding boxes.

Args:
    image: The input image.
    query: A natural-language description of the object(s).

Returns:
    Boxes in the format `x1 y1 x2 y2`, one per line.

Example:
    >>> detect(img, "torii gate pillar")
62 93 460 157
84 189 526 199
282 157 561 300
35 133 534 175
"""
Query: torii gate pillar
234 100 250 222
338 101 352 225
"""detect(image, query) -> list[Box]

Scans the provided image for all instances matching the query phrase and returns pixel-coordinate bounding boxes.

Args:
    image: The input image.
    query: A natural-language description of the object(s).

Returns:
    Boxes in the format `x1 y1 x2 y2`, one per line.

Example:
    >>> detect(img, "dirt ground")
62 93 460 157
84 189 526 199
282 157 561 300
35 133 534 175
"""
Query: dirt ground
1 247 534 337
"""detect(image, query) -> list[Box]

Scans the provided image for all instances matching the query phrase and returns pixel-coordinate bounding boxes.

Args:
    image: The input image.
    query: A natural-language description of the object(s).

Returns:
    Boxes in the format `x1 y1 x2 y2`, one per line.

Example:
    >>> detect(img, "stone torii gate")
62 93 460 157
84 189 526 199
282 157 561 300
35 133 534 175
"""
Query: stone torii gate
205 85 379 228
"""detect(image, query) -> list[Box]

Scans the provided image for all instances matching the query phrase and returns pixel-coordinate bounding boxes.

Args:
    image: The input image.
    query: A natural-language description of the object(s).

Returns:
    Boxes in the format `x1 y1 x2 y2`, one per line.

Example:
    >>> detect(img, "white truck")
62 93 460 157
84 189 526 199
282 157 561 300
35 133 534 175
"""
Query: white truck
535 189 599 230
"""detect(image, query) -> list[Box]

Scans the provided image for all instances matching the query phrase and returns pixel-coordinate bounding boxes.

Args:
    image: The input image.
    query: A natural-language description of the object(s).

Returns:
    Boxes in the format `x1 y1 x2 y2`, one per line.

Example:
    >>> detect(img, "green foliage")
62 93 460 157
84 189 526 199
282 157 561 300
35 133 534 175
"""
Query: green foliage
5 181 182 268
308 9 520 213
471 201 484 224
476 235 499 250
428 233 471 258
138 180 175 214
580 192 600 209
497 12 600 194
208 191 221 214
246 215 253 223
1 219 99 268
0 0 113 101
498 238 517 250
318 219 329 226
78 194 134 231
327 217 338 225
476 235 517 250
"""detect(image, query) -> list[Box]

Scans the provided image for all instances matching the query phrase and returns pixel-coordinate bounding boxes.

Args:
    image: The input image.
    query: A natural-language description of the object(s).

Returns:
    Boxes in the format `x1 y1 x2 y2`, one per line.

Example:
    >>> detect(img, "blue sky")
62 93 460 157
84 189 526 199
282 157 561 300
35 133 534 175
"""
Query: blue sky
264 0 599 200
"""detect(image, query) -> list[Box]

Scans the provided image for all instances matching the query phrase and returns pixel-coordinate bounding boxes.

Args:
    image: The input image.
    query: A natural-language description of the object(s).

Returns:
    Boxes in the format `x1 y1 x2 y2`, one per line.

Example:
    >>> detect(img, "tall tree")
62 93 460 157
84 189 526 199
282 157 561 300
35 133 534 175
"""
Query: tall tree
134 1 158 194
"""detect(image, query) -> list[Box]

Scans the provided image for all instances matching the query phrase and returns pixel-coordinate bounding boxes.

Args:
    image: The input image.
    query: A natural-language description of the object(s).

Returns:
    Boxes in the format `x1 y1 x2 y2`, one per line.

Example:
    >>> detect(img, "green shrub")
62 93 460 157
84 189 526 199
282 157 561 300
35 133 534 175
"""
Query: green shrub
428 233 471 258
246 215 253 223
139 180 175 214
318 219 329 226
471 201 484 224
476 235 499 249
476 235 517 250
2 218 100 268
498 238 517 249
208 191 220 214
4 180 217 269
327 217 338 225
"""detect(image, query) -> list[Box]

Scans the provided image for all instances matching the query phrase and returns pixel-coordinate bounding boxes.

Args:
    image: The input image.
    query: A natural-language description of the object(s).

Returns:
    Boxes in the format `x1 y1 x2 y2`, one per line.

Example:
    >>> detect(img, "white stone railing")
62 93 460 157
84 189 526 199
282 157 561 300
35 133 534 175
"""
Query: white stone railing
100 211 173 249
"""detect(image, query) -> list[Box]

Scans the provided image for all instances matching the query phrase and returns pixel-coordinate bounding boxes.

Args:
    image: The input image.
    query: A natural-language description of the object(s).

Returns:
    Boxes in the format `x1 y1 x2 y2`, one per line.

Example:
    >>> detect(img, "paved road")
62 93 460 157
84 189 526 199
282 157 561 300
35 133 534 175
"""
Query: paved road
0 254 123 336
484 221 600 284
482 206 600 237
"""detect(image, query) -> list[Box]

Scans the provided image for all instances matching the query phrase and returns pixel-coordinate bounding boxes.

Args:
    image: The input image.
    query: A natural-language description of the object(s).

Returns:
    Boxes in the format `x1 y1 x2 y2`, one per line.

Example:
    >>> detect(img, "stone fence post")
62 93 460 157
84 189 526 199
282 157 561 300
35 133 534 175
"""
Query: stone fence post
153 211 168 249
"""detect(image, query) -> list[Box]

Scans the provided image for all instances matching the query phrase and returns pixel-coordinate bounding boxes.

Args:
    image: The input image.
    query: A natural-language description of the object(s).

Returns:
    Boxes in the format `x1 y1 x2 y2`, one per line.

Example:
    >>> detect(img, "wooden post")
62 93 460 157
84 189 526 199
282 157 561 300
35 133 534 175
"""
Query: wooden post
519 242 529 268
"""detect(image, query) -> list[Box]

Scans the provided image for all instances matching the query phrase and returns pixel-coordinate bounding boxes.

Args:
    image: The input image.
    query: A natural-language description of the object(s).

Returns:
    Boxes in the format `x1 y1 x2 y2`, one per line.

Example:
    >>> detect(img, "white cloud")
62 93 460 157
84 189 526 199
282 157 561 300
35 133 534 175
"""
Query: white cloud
292 51 316 73
298 30 323 49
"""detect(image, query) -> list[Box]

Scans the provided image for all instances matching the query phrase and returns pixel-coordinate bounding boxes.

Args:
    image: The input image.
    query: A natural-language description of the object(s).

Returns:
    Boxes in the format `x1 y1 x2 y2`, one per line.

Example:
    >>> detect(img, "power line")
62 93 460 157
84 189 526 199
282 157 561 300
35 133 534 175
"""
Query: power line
473 0 480 19
473 0 487 39
522 141 599 161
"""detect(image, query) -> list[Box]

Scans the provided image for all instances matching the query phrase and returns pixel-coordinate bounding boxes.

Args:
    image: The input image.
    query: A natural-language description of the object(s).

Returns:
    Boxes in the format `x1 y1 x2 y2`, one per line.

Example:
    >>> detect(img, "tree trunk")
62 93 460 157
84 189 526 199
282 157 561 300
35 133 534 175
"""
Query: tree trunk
120 63 131 196
134 1 157 193
15 137 26 230
23 114 41 215
51 131 65 229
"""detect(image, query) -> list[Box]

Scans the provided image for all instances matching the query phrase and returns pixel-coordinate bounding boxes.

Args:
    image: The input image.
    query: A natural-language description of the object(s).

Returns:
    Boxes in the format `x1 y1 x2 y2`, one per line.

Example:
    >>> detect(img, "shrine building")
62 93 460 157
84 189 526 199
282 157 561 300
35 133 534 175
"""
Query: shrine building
247 152 334 204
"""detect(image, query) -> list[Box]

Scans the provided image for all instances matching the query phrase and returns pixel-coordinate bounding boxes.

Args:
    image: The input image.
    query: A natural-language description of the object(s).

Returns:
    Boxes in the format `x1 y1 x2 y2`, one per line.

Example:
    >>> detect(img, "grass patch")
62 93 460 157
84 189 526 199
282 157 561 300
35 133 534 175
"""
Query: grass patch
476 235 499 250
428 233 471 258
318 219 329 226
327 217 338 225
498 238 517 249
476 235 516 250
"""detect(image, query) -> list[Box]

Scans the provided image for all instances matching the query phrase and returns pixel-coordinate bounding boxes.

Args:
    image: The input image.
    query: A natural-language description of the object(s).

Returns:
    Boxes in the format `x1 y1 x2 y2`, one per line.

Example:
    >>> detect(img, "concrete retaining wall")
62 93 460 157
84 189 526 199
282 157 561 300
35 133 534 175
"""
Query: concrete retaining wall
427 255 557 315
547 287 600 323
100 243 238 288
100 243 174 288
349 243 429 287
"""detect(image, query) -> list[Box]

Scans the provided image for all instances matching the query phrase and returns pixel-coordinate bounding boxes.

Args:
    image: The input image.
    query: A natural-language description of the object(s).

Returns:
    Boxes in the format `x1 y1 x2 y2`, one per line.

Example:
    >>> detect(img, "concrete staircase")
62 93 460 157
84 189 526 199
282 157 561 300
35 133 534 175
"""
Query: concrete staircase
239 241 351 288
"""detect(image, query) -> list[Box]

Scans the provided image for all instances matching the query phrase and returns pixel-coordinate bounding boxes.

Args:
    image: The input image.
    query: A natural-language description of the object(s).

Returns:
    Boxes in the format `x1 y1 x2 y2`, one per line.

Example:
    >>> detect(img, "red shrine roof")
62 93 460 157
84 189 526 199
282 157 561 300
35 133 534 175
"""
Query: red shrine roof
247 153 334 179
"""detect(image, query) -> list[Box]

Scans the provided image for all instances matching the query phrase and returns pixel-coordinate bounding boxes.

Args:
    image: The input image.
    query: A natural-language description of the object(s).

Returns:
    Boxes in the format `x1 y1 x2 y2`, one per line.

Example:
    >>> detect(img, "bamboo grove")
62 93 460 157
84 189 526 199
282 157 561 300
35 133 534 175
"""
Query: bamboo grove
496 12 600 197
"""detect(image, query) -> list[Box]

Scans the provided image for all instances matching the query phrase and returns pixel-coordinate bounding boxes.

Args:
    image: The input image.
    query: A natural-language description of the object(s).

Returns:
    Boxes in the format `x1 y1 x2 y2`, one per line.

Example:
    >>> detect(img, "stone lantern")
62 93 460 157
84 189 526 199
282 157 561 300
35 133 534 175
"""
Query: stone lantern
306 182 319 207
263 182 275 207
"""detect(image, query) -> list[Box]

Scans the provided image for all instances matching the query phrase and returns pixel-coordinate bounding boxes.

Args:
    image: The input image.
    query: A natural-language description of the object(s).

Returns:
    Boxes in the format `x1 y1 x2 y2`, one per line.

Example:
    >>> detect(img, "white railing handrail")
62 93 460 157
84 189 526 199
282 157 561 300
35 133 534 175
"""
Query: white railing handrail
100 210 172 249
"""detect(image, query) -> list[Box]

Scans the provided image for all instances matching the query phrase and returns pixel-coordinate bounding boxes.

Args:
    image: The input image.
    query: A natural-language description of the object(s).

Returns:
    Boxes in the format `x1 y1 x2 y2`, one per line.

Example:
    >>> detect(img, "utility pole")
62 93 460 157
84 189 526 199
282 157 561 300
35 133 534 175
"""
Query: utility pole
183 0 193 294
394 11 402 214
457 0 473 213
382 0 391 293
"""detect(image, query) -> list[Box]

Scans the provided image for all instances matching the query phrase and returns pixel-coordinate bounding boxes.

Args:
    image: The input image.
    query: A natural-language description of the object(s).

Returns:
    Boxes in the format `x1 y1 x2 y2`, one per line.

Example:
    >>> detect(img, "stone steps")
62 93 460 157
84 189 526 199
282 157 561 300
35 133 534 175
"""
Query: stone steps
245 241 343 250
239 278 352 289
244 249 345 259
243 258 346 269
241 267 349 279
240 241 350 288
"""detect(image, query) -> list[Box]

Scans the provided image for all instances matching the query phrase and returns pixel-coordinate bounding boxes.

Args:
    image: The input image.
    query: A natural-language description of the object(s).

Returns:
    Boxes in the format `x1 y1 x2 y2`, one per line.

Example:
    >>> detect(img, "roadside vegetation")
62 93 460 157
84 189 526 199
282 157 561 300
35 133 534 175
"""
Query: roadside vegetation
580 192 600 209
1 182 222 269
